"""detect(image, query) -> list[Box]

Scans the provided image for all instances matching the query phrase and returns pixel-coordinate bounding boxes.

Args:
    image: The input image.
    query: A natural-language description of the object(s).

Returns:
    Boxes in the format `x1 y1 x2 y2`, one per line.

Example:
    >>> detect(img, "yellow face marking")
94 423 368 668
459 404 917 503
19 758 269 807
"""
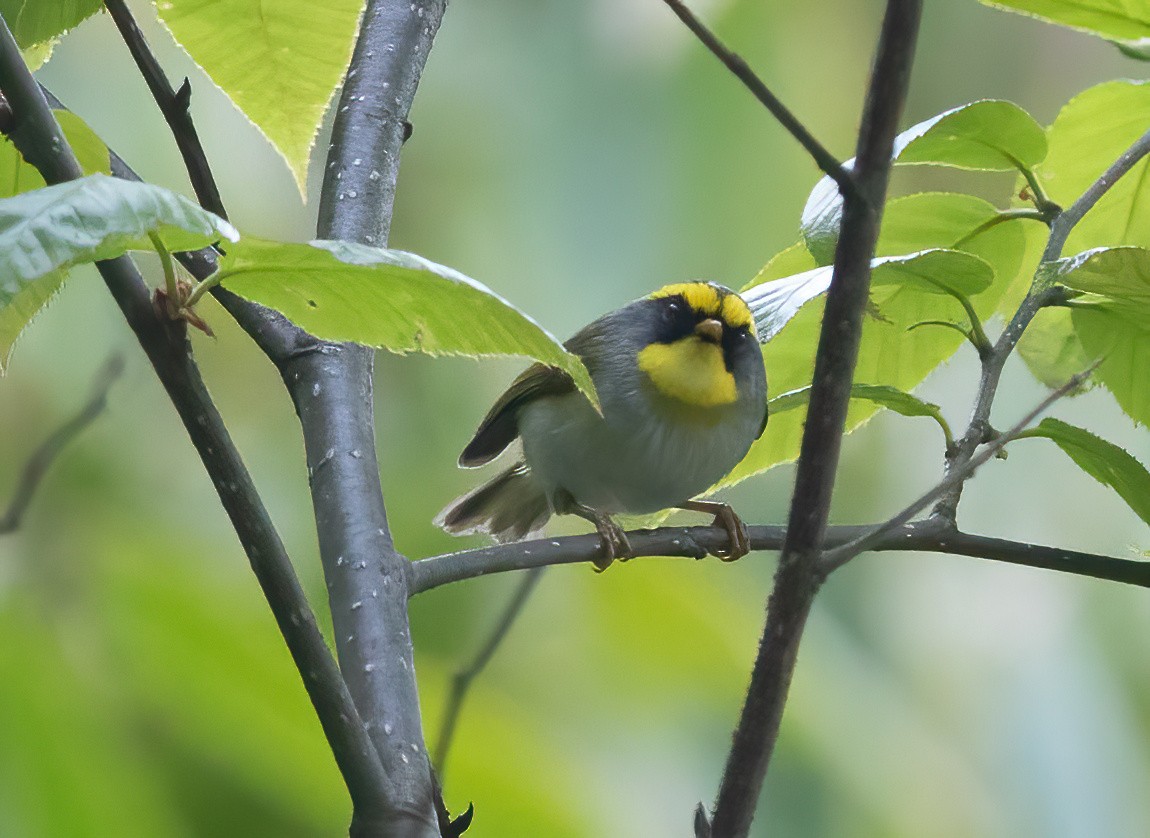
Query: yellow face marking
637 337 738 408
650 281 755 333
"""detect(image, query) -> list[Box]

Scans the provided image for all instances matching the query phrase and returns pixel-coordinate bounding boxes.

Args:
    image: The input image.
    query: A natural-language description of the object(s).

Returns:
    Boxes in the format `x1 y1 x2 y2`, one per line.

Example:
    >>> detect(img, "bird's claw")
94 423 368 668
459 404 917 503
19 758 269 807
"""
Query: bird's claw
680 500 750 561
592 515 633 572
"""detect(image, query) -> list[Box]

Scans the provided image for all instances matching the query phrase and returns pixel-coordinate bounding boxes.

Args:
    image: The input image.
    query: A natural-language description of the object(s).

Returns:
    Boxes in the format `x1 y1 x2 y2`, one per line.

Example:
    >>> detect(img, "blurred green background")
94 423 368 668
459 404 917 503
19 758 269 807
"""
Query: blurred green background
3 0 1149 835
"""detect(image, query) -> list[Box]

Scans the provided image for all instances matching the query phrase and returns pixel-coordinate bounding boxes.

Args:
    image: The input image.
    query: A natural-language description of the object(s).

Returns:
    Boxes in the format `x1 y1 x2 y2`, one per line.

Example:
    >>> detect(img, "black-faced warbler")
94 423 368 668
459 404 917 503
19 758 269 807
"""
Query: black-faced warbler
436 281 767 570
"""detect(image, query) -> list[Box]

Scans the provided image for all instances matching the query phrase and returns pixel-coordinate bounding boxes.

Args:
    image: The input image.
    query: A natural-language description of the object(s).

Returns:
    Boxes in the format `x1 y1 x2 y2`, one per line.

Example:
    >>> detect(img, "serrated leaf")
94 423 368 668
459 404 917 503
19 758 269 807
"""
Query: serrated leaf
215 238 597 405
742 248 994 343
769 382 952 442
727 246 1005 489
1041 246 1150 424
802 101 1045 264
1017 308 1095 391
0 269 67 373
0 173 237 287
980 0 1150 45
1019 417 1150 527
155 0 363 198
0 121 115 373
1039 80 1150 255
0 0 101 48
896 100 1047 172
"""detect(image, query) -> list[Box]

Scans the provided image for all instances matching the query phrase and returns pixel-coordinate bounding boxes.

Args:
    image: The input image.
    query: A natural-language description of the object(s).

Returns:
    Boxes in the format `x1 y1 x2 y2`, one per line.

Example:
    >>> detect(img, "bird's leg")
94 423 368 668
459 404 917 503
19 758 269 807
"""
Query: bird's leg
553 489 632 572
679 499 750 561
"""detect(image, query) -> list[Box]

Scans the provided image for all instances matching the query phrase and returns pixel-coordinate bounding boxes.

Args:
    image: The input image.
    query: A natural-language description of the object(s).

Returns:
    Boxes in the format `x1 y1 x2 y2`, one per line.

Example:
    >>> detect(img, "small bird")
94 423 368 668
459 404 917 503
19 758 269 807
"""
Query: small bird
436 281 767 569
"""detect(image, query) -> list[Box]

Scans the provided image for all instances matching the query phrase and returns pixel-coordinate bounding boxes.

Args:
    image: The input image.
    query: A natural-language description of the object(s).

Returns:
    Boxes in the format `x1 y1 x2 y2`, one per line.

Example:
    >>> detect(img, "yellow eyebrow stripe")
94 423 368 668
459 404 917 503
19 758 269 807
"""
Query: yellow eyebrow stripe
649 281 755 332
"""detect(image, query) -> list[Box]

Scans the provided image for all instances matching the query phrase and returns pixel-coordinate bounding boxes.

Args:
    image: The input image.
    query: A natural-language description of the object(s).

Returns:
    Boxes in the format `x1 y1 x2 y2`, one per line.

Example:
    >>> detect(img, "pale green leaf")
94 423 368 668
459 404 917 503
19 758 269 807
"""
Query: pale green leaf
1018 418 1150 527
896 100 1047 171
1038 80 1150 255
769 382 952 443
727 244 1008 488
0 122 119 373
1048 245 1150 305
1017 307 1095 391
742 248 993 344
216 238 597 404
0 0 101 48
1044 246 1150 424
980 0 1150 45
0 173 237 287
802 102 1045 263
0 269 67 373
156 0 363 197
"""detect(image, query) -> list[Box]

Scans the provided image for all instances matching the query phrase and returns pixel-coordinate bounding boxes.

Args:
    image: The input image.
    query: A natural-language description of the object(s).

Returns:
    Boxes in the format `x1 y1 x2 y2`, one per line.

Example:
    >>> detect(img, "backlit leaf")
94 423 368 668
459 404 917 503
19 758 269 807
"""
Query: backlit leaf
156 0 364 197
216 238 597 405
1019 418 1150 527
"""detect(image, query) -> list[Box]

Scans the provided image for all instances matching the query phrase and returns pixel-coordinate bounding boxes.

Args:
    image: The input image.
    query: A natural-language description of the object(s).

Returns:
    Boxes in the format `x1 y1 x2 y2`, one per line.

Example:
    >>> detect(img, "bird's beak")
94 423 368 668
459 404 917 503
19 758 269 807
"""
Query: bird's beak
694 318 723 344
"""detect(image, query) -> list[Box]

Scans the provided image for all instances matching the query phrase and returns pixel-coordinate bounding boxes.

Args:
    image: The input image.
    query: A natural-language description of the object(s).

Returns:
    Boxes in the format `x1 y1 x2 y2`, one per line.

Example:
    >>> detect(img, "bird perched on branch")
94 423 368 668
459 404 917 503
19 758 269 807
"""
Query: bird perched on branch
436 281 768 570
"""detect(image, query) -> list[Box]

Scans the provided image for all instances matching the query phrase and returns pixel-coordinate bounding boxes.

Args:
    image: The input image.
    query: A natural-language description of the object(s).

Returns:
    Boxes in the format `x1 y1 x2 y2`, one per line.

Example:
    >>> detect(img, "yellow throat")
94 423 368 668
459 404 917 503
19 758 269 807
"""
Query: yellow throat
637 336 737 408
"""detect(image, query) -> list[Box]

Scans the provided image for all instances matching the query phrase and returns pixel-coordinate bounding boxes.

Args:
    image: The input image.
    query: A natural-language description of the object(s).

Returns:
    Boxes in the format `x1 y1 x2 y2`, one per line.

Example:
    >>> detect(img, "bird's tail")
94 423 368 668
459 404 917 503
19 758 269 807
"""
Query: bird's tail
435 461 552 543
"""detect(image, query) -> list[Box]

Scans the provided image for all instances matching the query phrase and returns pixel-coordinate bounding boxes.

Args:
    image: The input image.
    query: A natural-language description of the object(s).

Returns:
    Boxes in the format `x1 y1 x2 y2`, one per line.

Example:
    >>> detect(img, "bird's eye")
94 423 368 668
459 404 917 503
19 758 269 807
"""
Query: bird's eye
664 301 681 319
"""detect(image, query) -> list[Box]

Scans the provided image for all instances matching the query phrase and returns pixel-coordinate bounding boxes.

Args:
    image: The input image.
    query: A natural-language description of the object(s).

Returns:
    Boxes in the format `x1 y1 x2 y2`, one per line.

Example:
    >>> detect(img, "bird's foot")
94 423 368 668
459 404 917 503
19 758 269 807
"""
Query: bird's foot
553 490 633 572
680 500 750 561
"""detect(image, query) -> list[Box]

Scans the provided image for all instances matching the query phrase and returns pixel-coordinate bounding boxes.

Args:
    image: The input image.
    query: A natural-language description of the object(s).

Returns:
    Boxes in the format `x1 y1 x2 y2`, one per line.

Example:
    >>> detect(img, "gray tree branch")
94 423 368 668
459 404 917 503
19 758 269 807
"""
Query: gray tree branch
0 16 394 827
291 1 450 833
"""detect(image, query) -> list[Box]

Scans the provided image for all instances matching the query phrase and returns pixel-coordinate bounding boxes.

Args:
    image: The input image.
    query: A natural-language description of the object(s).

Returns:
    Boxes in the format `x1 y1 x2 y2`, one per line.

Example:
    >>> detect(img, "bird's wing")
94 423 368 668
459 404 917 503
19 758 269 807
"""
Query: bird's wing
457 320 608 467
458 363 577 466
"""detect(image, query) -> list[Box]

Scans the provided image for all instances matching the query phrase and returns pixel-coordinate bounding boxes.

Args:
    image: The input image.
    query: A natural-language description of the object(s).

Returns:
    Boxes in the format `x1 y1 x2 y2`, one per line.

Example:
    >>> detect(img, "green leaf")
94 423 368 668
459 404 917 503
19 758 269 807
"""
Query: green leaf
802 102 1045 263
742 248 993 344
156 0 363 197
1017 307 1095 391
896 100 1047 172
1038 80 1150 255
0 0 101 48
769 382 953 444
1043 246 1150 424
0 173 237 285
980 0 1150 45
1018 418 1150 527
1049 245 1150 305
728 244 1007 488
0 122 114 373
0 269 67 373
216 238 597 405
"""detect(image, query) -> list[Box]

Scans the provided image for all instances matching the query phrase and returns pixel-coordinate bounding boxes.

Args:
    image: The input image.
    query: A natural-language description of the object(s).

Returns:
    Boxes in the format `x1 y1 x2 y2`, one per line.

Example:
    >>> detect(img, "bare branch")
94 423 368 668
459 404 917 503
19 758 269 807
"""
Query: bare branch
433 567 545 783
294 0 448 830
820 364 1095 573
660 0 858 201
412 519 1150 591
102 0 227 218
1 354 124 534
709 3 922 833
0 22 393 824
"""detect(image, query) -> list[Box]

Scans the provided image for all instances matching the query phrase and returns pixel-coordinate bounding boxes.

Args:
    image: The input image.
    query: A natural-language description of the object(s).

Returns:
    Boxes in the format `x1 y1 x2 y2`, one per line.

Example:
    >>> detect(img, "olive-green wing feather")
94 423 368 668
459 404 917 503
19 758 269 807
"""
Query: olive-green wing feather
457 319 609 467
458 363 577 466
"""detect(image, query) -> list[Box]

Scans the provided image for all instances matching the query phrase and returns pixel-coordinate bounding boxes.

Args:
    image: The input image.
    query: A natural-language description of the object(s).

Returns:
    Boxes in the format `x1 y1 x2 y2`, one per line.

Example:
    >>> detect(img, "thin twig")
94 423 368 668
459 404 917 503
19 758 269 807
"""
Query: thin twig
820 364 1096 573
103 0 227 218
660 0 858 202
433 567 545 783
0 354 124 534
0 22 393 824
